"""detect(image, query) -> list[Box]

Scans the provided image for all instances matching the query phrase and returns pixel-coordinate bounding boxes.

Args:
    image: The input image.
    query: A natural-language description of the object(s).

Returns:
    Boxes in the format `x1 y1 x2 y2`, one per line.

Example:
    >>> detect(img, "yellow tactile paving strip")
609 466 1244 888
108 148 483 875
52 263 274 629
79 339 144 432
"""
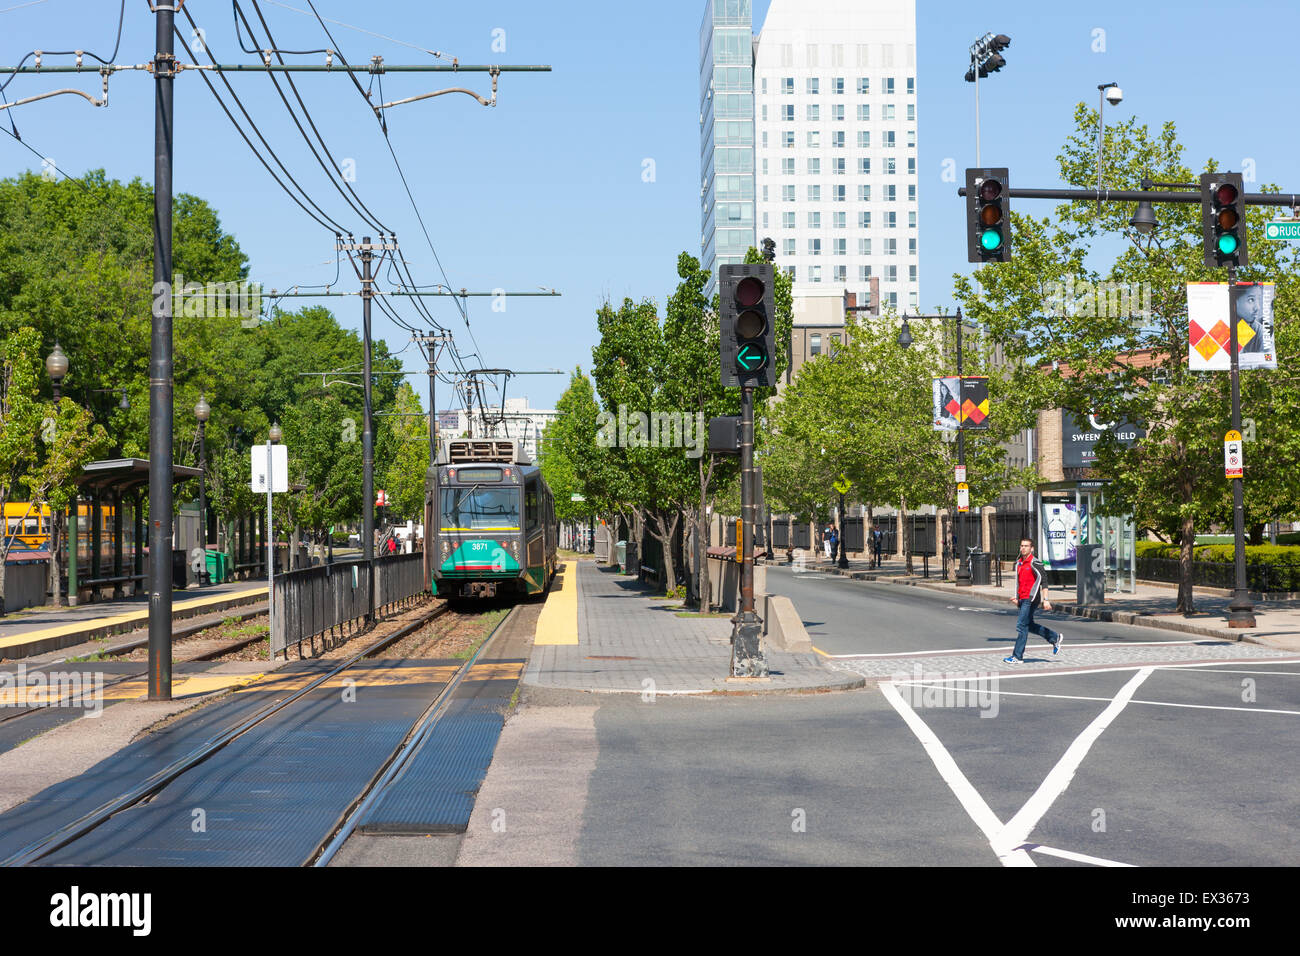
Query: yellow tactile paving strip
0 587 268 652
533 562 577 645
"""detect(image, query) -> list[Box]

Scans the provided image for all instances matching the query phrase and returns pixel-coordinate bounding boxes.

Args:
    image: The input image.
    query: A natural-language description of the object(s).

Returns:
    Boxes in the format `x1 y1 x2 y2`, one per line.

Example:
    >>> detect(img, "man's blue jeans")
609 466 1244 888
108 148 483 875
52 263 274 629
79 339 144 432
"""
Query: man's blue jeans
1014 599 1057 659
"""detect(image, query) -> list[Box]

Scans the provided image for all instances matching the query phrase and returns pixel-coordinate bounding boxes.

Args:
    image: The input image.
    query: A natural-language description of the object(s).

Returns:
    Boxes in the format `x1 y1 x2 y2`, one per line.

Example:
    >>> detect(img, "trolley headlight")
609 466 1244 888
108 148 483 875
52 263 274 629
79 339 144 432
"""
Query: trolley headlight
510 541 519 558
440 539 449 556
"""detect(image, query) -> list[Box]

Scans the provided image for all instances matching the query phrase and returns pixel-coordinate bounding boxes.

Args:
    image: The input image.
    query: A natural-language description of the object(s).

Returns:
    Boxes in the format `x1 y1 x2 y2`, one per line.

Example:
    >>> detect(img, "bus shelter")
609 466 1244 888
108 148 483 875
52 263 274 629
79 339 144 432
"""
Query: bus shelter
1037 479 1136 594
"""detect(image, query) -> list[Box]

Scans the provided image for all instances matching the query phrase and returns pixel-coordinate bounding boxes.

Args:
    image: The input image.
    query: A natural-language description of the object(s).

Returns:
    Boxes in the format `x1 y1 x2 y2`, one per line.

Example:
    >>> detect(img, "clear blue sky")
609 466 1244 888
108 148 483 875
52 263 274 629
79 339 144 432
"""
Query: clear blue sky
3 0 1297 412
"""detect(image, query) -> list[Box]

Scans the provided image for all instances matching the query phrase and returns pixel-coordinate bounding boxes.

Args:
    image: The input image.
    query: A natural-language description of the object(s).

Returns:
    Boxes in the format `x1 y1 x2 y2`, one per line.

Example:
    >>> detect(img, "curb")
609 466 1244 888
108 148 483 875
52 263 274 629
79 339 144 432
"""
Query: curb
522 672 867 697
805 562 1298 652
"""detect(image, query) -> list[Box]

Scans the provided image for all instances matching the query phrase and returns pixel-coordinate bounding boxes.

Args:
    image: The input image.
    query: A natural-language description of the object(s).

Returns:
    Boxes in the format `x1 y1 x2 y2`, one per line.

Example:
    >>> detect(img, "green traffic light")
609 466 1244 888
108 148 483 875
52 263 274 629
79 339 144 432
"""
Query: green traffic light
980 228 1003 251
1218 233 1239 256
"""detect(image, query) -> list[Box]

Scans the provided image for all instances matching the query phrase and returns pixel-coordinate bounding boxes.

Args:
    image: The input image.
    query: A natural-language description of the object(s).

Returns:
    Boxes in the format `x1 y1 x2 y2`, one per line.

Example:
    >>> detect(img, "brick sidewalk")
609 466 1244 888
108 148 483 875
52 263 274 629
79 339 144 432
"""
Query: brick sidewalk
524 561 862 695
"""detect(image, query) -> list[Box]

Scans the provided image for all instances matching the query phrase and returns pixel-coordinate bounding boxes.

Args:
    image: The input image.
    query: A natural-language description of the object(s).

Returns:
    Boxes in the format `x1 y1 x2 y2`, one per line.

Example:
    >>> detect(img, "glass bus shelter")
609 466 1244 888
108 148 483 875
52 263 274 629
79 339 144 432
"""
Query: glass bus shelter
1038 479 1136 594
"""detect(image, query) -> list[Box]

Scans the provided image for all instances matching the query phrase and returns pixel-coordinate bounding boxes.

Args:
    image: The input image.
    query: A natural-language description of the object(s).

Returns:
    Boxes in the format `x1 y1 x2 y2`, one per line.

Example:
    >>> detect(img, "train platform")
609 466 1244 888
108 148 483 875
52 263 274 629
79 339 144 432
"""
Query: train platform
0 580 266 661
524 560 863 695
796 554 1300 652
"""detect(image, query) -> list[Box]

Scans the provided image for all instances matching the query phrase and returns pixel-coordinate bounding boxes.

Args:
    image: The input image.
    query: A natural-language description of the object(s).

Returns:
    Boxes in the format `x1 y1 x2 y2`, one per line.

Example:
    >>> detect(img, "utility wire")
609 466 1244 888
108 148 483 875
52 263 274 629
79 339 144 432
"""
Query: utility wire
0 0 124 94
262 0 455 61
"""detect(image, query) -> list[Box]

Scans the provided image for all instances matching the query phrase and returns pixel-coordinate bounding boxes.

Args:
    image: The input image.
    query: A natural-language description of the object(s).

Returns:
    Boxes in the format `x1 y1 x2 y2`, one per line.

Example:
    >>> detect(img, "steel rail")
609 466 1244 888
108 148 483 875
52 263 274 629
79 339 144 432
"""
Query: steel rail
1 598 448 866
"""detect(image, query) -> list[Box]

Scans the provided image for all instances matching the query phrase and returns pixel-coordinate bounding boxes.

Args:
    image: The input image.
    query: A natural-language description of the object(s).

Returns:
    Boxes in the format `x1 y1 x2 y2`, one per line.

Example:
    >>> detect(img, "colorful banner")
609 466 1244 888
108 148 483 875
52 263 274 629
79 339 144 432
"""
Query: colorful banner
932 376 990 431
1188 282 1277 371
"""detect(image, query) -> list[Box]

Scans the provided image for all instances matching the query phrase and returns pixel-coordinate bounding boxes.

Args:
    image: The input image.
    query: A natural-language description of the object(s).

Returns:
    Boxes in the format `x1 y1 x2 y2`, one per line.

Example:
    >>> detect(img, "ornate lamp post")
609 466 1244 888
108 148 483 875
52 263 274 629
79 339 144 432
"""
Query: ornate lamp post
195 394 210 586
45 344 71 605
45 343 68 401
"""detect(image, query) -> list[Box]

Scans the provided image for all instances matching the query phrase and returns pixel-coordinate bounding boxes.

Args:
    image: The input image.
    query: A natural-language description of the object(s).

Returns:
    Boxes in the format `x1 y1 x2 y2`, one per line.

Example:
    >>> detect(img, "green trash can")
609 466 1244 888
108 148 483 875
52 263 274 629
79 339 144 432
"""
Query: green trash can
205 549 228 584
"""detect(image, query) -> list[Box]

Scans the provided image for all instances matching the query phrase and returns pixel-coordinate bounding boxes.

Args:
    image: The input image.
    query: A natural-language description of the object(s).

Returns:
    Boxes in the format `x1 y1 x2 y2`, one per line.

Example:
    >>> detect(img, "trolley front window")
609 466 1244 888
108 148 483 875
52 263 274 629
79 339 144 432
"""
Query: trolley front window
441 487 520 530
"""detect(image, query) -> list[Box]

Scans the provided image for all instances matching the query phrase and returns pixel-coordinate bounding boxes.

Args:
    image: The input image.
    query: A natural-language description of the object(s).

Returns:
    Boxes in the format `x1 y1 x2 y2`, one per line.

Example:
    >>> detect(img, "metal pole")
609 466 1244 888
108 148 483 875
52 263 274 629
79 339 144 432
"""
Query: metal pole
148 2 176 701
198 419 208 586
266 436 274 652
729 385 767 677
955 308 971 586
361 239 376 623
1227 270 1257 627
1096 87 1104 215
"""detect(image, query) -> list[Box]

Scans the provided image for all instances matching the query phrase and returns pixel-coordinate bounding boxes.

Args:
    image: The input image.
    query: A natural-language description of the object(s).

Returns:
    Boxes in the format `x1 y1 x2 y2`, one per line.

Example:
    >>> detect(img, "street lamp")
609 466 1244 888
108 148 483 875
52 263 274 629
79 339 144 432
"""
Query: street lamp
45 343 68 401
195 394 210 586
898 309 971 585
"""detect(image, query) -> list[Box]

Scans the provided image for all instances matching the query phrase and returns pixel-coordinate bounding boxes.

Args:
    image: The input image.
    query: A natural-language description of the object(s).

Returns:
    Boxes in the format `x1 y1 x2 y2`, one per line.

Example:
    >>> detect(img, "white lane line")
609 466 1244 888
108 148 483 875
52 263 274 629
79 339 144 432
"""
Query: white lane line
823 639 1211 659
879 681 1034 868
1024 844 1135 867
875 658 1300 682
1153 667 1300 676
994 668 1153 856
892 681 1300 716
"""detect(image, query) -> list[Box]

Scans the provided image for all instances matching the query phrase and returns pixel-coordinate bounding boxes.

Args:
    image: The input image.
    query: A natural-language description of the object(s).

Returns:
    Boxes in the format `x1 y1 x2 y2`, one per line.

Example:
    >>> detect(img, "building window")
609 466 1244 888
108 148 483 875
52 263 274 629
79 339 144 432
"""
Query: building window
781 77 794 94
857 131 871 148
808 238 821 256
858 211 871 228
783 211 796 229
858 238 871 255
784 130 795 148
858 265 871 281
833 211 846 228
761 104 768 121
833 185 846 202
762 212 768 229
832 157 845 175
761 131 768 148
831 131 845 148
783 185 796 202
833 238 846 255
884 78 895 94
807 184 821 202
908 185 916 201
832 77 845 94
806 44 819 67
885 266 898 282
857 184 871 201
856 104 870 122
810 333 822 355
807 157 820 175
858 157 871 174
807 131 820 148
832 104 845 121
786 265 795 280
884 238 896 255
884 131 896 148
907 130 916 148
783 157 795 175
807 211 821 229
908 211 917 228
807 103 820 122
857 77 869 94
761 78 767 94
831 333 842 354
909 238 917 254
806 77 819 95
886 157 896 174
809 265 822 283
906 77 915 95
909 265 917 282
885 212 897 228
885 185 897 202
834 265 846 282
783 238 796 257
907 157 916 175
831 45 844 67
909 292 919 310
883 104 895 121
782 104 794 121
906 104 916 121
761 159 768 175
762 185 769 202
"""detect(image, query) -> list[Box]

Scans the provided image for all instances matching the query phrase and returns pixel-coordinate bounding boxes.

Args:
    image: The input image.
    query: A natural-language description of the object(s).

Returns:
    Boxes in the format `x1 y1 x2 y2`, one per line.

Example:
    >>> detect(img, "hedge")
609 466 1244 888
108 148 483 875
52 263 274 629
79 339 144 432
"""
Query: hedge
1135 540 1300 566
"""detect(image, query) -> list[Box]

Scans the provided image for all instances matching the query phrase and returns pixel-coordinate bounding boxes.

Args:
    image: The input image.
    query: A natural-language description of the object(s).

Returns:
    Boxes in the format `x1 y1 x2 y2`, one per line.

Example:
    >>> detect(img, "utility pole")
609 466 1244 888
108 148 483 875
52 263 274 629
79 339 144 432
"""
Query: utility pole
147 1 176 701
1226 266 1256 627
418 333 453 463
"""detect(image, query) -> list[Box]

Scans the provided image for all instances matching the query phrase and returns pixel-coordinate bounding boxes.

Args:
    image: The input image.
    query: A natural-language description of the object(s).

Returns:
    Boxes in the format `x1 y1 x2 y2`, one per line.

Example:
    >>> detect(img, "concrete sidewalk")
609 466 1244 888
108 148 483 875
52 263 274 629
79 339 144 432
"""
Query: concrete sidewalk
797 555 1300 652
524 561 862 695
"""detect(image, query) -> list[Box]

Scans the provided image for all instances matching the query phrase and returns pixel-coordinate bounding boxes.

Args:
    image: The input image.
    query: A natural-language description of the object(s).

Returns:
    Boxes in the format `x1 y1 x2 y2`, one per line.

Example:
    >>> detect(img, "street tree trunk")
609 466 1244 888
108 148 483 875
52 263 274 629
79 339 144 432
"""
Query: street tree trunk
901 495 914 575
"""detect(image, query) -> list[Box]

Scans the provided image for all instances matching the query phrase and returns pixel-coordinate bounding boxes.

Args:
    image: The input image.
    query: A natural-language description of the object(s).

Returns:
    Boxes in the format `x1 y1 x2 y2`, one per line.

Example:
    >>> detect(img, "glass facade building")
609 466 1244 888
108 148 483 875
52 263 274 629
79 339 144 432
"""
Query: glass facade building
699 0 756 295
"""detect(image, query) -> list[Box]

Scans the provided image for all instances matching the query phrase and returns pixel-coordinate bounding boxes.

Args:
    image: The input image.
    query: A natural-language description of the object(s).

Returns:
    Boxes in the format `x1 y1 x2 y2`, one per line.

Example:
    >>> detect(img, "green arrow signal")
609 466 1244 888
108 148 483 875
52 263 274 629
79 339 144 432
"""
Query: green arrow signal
737 344 767 371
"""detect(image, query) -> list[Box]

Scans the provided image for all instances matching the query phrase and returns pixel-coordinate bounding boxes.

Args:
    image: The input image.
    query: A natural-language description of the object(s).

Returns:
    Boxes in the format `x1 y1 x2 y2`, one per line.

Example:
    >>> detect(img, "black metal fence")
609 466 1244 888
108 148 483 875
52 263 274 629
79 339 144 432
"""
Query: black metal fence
1137 557 1300 594
994 511 1037 562
271 552 426 657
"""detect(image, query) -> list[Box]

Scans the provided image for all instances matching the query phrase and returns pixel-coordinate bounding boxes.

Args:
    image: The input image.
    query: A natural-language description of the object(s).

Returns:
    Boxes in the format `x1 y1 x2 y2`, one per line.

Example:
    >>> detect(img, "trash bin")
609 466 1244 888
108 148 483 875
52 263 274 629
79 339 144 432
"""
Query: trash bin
615 540 627 571
172 548 189 589
205 549 228 584
969 550 992 586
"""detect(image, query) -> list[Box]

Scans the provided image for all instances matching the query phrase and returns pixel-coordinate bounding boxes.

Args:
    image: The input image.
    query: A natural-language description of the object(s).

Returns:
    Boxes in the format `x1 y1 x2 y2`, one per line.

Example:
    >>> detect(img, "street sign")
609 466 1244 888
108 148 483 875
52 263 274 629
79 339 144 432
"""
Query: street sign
954 465 967 483
957 482 970 513
1224 430 1243 479
1264 220 1300 240
250 444 288 493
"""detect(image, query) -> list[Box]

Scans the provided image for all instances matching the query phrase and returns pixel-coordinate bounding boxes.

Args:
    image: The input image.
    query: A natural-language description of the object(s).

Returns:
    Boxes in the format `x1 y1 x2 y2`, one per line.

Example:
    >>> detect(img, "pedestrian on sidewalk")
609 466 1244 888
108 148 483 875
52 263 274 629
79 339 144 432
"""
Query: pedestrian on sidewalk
1005 536 1063 664
823 526 833 560
872 527 883 568
829 526 839 563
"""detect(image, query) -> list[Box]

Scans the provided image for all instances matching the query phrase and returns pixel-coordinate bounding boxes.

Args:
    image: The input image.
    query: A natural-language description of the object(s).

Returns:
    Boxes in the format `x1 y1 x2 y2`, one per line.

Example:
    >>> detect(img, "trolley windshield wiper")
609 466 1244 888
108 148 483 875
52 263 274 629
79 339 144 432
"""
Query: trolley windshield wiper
449 483 483 525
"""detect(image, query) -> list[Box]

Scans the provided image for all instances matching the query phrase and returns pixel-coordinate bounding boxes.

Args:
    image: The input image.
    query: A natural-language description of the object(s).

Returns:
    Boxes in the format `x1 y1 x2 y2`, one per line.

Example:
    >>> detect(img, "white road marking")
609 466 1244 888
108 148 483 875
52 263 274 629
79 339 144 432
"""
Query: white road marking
1153 667 1300 677
893 681 1300 717
822 639 1212 660
994 668 1153 856
1024 844 1135 867
879 681 1034 867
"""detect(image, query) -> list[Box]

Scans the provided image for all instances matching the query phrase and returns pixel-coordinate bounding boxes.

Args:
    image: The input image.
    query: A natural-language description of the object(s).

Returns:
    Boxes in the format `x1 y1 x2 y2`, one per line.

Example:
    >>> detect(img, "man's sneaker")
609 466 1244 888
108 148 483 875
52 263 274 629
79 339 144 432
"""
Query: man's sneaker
1002 656 1021 665
1053 633 1064 655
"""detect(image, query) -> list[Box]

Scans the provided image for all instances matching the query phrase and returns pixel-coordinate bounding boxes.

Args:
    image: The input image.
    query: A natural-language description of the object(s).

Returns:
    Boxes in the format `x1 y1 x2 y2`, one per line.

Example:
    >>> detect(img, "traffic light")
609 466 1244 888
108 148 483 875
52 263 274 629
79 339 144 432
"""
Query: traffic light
719 262 776 388
966 167 1011 262
1201 172 1248 269
964 34 1011 82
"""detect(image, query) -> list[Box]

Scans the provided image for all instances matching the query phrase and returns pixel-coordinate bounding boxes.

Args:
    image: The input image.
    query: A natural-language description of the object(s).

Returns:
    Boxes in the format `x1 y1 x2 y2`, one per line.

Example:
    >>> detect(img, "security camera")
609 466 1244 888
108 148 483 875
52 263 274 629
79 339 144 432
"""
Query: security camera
1104 86 1123 106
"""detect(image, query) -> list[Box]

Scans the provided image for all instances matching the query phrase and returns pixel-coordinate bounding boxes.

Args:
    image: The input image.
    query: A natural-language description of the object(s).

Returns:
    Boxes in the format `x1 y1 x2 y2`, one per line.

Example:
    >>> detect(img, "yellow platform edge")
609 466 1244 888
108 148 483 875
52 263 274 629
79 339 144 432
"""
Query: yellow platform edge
533 561 579 645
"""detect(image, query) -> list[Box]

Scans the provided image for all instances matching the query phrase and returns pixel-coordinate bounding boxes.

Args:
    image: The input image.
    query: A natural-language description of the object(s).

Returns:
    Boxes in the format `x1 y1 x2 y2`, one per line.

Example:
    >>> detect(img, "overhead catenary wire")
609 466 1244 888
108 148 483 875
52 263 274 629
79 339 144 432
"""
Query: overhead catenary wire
0 0 124 94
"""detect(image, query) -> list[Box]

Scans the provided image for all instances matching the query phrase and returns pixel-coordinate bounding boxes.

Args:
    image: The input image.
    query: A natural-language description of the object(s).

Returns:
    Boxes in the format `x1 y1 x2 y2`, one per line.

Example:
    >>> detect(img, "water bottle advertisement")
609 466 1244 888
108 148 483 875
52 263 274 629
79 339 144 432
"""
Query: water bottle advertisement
1039 500 1087 570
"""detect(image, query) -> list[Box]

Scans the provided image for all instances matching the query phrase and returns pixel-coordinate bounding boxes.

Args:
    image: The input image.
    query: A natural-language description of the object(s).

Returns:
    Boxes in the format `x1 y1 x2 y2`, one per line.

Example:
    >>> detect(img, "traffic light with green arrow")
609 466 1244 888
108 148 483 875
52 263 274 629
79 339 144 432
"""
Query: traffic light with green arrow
719 262 776 388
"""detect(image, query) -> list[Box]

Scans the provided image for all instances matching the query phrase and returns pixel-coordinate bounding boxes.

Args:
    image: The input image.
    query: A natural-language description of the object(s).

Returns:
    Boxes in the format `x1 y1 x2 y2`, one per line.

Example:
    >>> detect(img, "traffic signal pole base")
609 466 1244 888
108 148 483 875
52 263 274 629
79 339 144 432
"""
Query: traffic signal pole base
729 612 769 678
955 566 973 587
1227 591 1257 628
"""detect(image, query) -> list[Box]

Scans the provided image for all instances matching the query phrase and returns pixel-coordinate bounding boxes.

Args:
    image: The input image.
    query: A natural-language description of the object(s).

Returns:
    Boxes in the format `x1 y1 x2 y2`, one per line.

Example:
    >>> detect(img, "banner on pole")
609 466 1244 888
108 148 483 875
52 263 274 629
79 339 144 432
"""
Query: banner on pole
932 376 990 430
1188 282 1277 370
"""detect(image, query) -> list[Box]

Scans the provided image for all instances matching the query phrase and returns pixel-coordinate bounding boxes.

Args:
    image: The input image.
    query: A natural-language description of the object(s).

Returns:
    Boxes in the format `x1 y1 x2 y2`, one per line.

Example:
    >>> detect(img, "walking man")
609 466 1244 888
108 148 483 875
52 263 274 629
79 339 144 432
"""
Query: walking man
1005 536 1063 664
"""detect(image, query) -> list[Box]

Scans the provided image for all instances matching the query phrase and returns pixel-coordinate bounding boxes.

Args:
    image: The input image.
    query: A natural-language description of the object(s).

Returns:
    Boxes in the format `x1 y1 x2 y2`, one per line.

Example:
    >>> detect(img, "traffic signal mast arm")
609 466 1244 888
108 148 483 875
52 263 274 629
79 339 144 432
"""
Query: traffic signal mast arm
957 184 1300 209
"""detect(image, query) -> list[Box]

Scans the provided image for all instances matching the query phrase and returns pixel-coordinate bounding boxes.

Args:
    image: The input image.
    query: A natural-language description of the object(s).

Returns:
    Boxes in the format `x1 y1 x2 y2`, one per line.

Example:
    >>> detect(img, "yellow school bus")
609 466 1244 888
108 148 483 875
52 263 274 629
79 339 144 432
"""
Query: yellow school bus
3 502 51 552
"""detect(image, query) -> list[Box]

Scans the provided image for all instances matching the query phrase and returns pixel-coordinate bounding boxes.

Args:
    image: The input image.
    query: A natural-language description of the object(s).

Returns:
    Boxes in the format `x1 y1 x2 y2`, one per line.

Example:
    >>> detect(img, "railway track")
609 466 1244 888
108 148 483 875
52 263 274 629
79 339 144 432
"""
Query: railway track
0 601 509 866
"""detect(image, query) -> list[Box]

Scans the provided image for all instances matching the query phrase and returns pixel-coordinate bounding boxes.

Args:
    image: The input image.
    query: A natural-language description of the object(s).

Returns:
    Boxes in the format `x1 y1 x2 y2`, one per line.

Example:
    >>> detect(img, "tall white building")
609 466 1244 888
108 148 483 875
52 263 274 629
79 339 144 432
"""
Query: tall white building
751 0 918 319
